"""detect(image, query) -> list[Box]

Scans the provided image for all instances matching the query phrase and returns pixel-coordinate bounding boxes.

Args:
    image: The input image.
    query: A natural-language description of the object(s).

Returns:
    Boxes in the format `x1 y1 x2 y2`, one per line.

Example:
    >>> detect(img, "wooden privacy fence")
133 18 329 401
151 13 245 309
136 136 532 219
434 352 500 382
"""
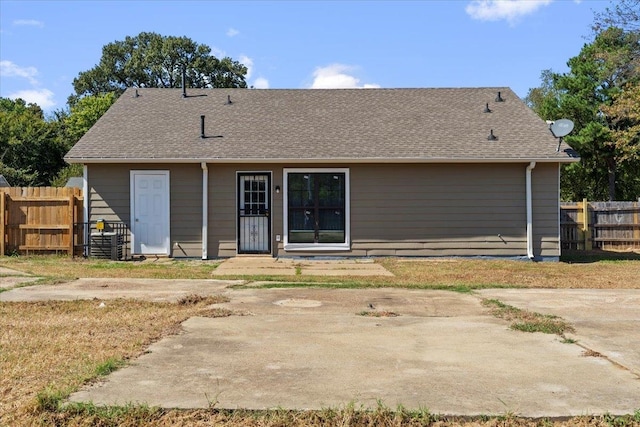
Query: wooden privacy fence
0 187 83 256
561 199 640 251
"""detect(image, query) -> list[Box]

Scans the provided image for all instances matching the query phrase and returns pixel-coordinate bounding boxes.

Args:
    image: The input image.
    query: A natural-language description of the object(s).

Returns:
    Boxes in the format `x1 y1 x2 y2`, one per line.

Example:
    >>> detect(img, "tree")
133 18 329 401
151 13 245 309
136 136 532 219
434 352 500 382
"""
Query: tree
71 32 248 104
50 93 118 186
64 92 117 144
525 69 562 119
0 98 68 186
593 0 640 32
526 27 640 200
561 27 639 200
600 83 640 197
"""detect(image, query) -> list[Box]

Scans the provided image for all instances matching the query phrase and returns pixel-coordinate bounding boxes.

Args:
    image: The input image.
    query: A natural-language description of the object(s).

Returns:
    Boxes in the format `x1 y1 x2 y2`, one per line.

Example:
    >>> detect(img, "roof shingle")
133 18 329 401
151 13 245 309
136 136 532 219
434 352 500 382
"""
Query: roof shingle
65 87 578 163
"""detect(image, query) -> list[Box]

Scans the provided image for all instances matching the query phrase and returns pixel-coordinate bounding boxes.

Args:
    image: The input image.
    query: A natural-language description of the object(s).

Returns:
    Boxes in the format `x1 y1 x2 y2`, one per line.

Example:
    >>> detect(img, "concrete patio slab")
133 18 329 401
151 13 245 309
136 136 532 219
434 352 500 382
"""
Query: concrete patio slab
4 275 638 417
478 288 640 377
211 257 394 277
67 287 640 418
0 278 242 303
212 257 297 276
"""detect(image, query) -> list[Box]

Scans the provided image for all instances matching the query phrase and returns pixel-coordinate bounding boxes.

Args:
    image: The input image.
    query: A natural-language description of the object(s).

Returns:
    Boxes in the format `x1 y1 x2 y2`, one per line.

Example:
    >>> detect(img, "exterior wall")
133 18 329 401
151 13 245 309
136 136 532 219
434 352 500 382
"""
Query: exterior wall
88 163 202 257
273 163 559 259
88 161 560 260
350 163 526 257
532 162 561 259
208 165 238 257
208 166 282 257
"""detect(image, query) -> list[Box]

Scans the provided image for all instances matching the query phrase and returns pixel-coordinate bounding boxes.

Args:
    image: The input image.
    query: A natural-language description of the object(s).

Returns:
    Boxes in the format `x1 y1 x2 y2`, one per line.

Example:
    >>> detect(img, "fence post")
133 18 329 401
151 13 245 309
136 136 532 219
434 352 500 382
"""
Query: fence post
583 198 592 250
576 200 585 250
0 192 4 256
635 198 640 246
68 193 75 256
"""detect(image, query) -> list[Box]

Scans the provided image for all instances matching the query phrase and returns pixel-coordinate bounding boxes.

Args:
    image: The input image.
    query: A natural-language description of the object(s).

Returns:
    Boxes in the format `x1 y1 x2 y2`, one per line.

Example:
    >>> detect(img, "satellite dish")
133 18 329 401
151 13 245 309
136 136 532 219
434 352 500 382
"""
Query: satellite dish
550 119 574 138
549 119 574 152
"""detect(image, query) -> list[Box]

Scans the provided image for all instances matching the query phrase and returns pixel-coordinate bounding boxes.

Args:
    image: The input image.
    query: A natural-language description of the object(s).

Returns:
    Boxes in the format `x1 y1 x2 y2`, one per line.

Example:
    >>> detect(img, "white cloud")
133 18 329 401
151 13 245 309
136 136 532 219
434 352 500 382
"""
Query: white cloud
227 27 239 37
1 60 56 109
13 19 44 27
309 64 380 89
238 55 269 89
8 89 56 108
0 60 39 85
252 77 270 89
465 0 553 25
239 55 253 80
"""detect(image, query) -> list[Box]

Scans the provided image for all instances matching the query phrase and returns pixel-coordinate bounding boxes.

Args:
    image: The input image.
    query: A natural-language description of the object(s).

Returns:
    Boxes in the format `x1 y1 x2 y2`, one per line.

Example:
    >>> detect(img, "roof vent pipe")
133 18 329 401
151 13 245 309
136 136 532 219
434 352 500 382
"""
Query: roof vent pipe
487 129 497 140
483 103 492 113
200 115 205 138
495 91 504 102
226 95 232 104
182 67 187 98
134 89 139 98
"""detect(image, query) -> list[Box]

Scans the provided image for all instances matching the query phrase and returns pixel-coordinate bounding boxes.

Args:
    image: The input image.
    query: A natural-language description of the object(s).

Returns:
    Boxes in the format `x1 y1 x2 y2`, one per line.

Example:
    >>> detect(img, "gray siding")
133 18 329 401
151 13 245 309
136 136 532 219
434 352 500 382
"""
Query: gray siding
351 163 523 256
532 162 560 258
88 163 202 257
170 165 203 257
208 165 239 258
274 163 559 259
88 161 560 260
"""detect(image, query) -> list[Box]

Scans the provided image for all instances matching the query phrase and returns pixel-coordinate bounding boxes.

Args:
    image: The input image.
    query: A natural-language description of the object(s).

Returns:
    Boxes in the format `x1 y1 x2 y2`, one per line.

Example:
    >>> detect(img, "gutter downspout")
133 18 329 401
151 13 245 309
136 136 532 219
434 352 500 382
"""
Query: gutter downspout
526 161 536 260
82 165 89 257
201 162 208 260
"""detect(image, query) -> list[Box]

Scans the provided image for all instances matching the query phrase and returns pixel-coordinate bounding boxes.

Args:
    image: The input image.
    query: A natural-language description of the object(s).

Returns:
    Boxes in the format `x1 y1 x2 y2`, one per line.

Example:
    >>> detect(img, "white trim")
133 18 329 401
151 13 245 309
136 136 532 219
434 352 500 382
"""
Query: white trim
82 165 89 257
283 168 350 252
557 163 562 258
130 170 171 255
201 162 208 260
66 157 580 165
526 162 536 260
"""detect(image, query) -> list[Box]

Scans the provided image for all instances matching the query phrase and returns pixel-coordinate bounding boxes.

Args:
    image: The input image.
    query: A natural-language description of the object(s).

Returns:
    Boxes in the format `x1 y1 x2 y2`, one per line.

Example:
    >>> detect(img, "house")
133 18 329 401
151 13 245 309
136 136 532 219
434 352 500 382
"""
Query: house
64 87 578 261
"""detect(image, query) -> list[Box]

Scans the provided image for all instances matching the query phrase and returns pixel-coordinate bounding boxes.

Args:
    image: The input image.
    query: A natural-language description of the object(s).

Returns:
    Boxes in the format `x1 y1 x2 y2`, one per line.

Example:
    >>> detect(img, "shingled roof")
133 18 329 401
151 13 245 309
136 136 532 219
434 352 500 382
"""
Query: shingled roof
65 87 578 163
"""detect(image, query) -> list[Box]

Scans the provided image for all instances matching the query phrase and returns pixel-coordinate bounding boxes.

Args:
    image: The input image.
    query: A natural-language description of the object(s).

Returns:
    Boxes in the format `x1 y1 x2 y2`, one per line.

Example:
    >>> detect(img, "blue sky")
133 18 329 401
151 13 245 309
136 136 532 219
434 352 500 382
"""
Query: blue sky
1 0 611 114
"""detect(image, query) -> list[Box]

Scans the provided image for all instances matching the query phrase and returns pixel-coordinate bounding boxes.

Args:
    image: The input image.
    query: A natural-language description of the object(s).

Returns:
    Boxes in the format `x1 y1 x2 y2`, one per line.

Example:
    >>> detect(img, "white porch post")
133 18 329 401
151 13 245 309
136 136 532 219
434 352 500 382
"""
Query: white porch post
82 164 89 257
526 161 536 260
201 162 208 260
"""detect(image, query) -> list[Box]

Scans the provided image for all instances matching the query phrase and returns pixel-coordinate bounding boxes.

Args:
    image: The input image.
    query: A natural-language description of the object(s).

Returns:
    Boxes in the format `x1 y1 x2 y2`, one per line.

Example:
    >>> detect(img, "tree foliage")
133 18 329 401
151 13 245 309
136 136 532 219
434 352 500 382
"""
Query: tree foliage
64 92 117 143
49 93 118 185
600 83 640 197
593 0 640 32
0 98 68 186
601 83 640 155
524 69 562 120
71 32 248 104
527 26 640 201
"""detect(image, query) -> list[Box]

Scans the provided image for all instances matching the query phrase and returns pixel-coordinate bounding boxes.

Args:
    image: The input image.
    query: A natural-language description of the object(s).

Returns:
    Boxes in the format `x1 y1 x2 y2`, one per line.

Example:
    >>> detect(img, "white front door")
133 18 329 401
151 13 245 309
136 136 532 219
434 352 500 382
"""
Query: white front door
131 171 170 255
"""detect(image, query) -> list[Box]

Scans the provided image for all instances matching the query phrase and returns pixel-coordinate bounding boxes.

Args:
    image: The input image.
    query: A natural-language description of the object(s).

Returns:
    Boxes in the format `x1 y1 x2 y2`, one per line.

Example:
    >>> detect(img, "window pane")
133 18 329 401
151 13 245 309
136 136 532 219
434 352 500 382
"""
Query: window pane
288 209 315 243
318 208 345 243
288 173 312 208
287 172 346 244
317 174 344 207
